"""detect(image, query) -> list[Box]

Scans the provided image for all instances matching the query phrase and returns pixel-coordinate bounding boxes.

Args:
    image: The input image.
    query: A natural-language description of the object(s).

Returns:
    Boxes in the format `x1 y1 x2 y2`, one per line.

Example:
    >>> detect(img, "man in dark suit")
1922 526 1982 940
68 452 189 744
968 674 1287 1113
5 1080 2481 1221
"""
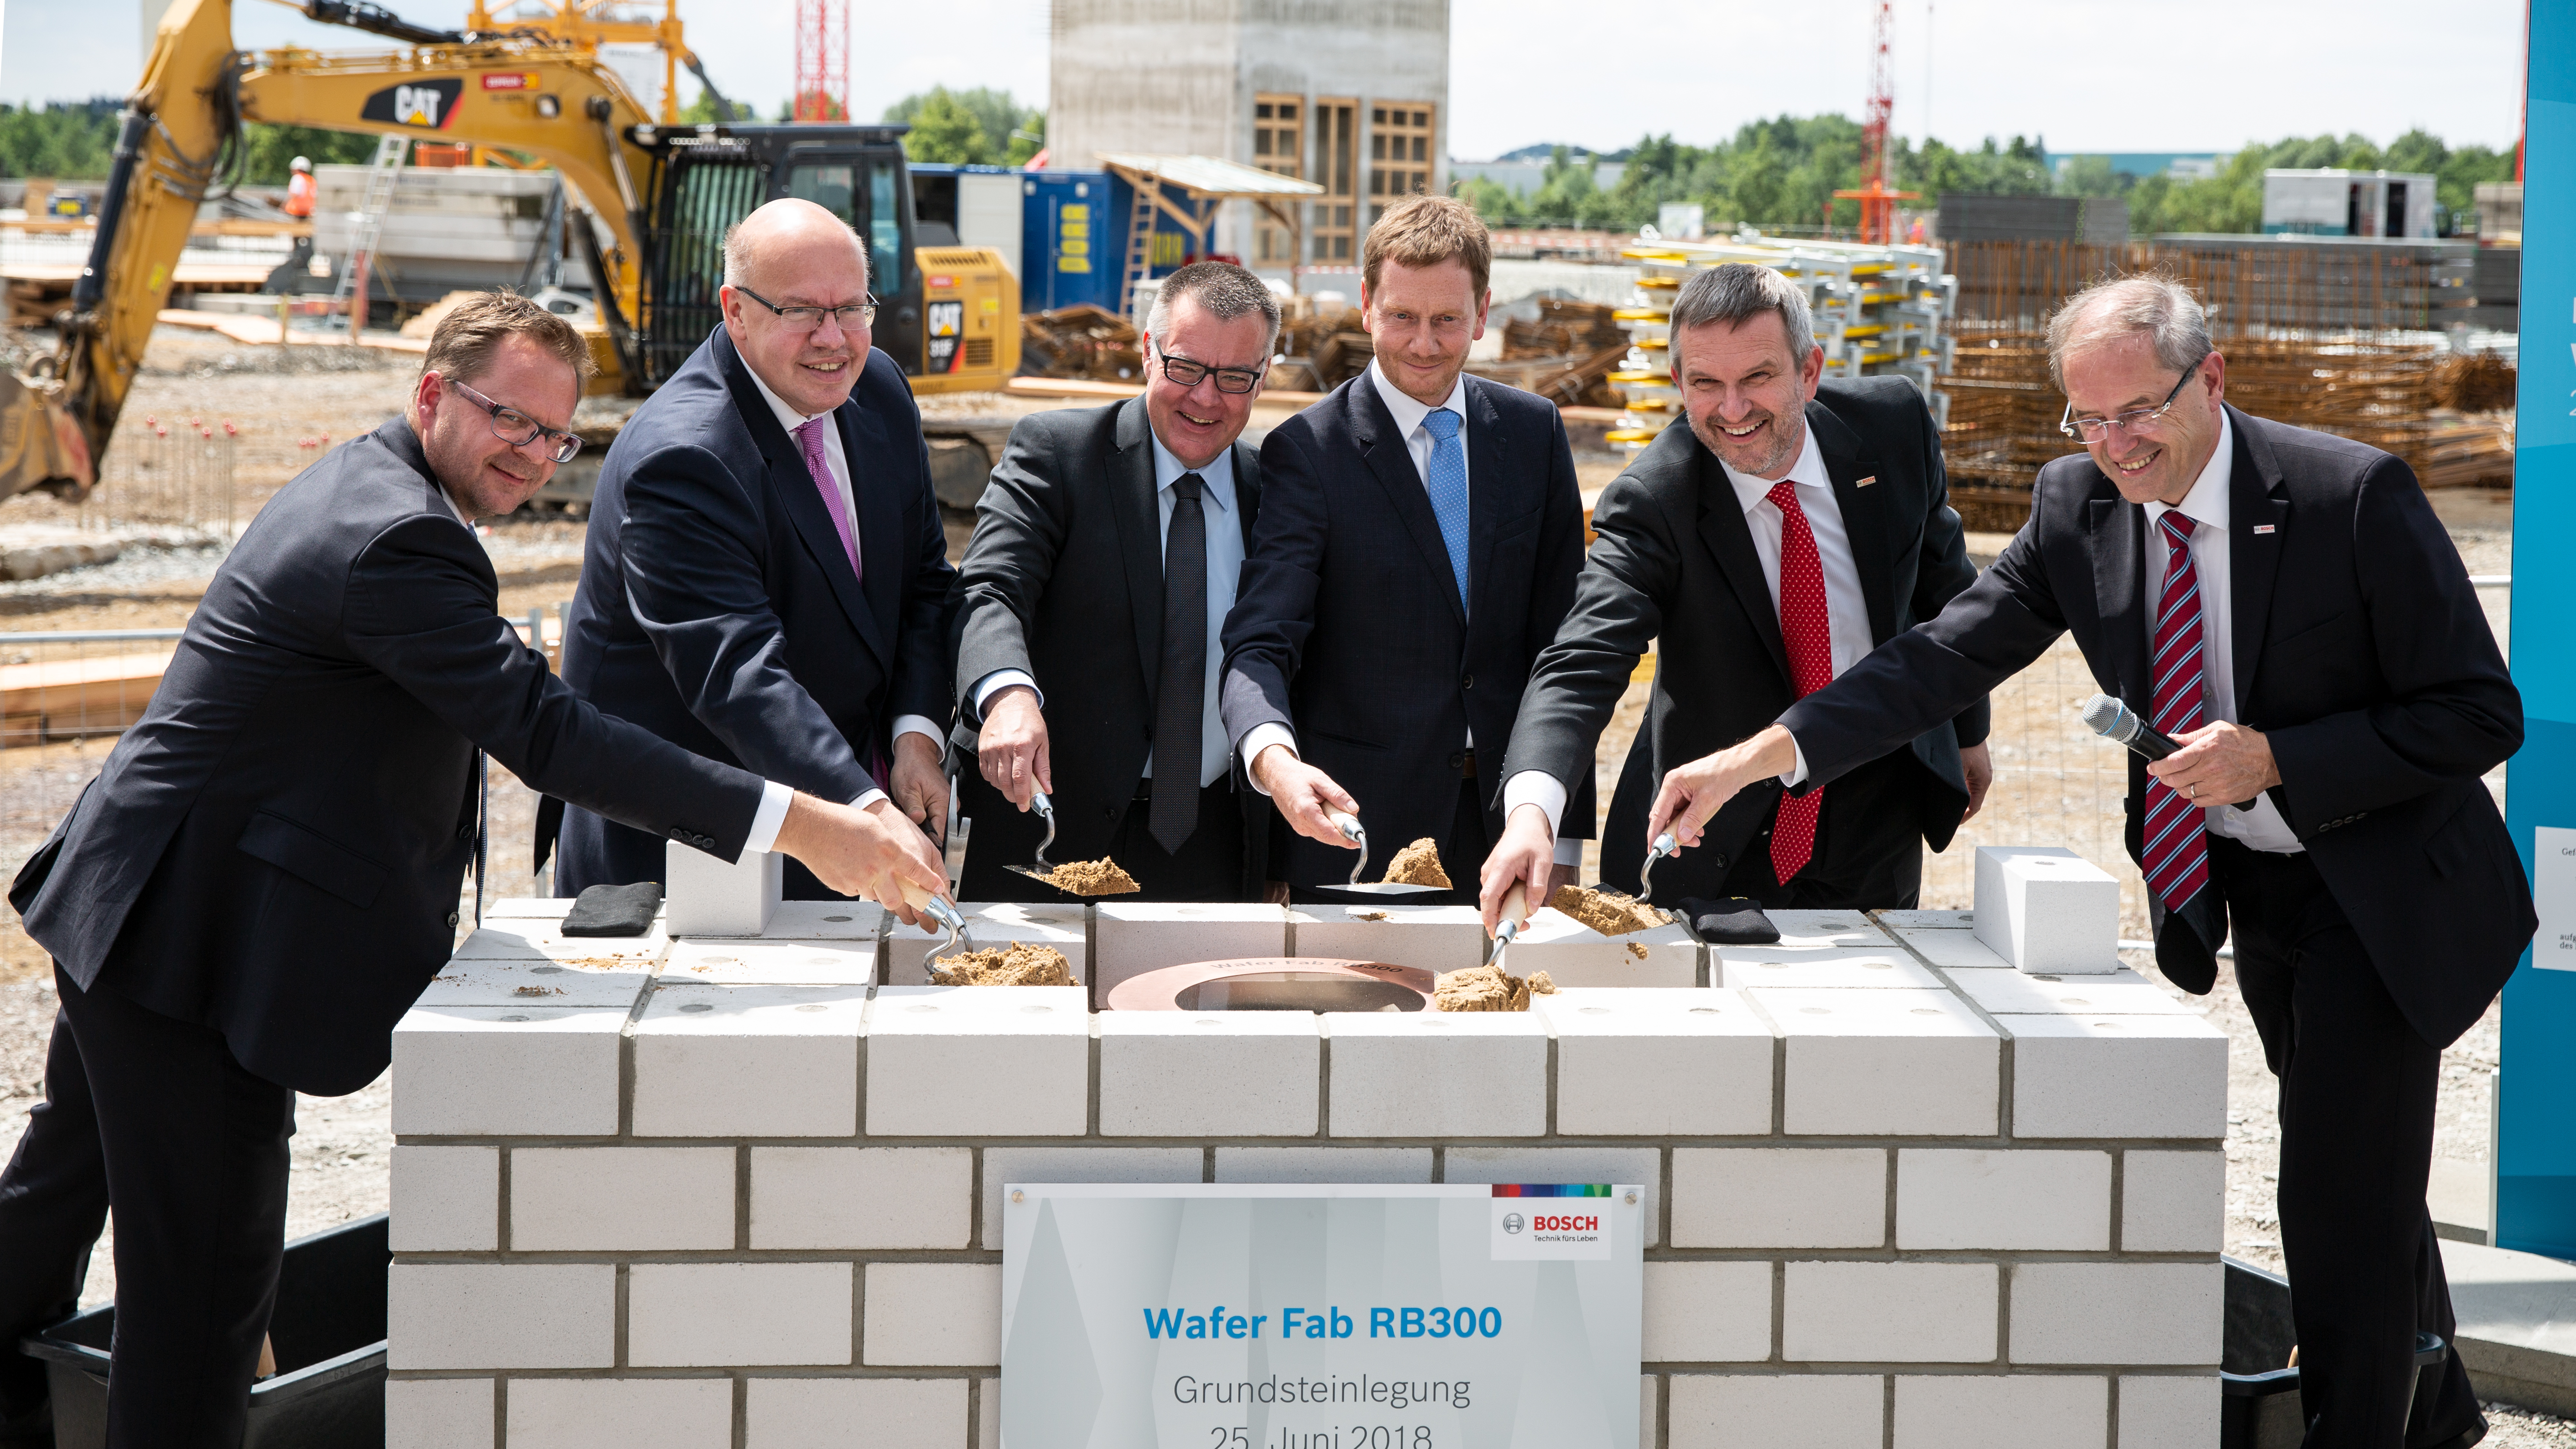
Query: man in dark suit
1221 197 1589 903
954 262 1275 900
1647 276 2526 1449
0 293 945 1447
1481 263 1991 914
545 197 958 897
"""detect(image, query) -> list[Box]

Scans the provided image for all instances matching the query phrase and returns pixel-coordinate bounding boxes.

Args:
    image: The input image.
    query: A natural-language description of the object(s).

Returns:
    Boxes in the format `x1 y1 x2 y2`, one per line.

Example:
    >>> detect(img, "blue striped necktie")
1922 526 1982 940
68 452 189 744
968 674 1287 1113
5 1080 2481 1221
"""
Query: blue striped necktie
1421 407 1469 610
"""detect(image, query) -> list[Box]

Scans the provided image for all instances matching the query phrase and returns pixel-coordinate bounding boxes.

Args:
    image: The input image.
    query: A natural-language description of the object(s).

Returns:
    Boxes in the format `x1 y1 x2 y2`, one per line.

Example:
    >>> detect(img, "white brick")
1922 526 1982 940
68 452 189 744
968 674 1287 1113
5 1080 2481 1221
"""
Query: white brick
1291 903 1487 975
664 938 876 985
1672 1148 1886 1249
1667 1374 1883 1449
1502 909 1702 987
1093 902 1287 1001
1889 925 2013 971
1642 1261 1772 1361
763 899 887 938
1895 1149 2110 1251
2009 1262 2221 1365
1446 1146 1662 1245
414 954 656 1009
389 1145 497 1252
1973 846 2121 973
749 1377 968 1449
386 1378 492 1449
1538 989 1773 1137
1765 910 1891 946
1751 988 1999 1137
1639 1374 1658 1449
752 1147 973 1250
1098 1011 1318 1136
981 1147 1203 1246
1213 1147 1433 1182
1942 967 2191 1017
1875 909 1972 929
1716 947 1945 990
506 1378 731 1448
387 1263 613 1369
977 1377 999 1449
885 901 1087 986
511 1147 735 1251
390 1006 624 1137
448 920 669 965
632 983 866 1137
666 837 781 936
2122 1151 2226 1253
484 895 579 919
630 1262 854 1367
1785 1262 1997 1363
2118 1375 2221 1449
866 1262 1004 1366
2004 1015 2229 1140
1325 1010 1548 1137
1894 1374 2106 1449
865 987 1089 1136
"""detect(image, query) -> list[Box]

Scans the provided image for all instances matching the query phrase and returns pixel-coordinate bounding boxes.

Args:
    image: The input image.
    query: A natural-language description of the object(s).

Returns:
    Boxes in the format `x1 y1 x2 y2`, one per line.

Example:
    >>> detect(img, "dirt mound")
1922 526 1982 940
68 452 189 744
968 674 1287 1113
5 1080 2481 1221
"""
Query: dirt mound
1383 838 1451 888
930 941 1078 987
1434 963 1556 1012
1548 883 1668 936
1038 858 1139 895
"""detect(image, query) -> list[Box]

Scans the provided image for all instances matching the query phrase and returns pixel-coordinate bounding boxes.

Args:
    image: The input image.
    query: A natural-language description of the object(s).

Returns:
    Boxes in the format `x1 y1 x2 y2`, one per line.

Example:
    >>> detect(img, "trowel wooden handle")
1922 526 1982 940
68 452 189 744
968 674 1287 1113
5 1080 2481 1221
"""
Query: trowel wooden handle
1493 881 1530 943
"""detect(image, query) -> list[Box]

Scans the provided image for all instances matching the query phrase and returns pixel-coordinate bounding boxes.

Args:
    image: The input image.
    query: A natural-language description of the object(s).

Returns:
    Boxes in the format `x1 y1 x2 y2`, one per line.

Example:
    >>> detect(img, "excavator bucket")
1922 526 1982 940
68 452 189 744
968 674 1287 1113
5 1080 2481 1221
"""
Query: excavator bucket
0 370 96 504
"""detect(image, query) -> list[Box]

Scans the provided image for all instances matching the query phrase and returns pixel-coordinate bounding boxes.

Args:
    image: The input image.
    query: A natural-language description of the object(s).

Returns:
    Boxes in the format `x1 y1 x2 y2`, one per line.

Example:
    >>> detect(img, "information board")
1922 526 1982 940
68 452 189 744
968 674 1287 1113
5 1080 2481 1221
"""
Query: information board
999 1183 1645 1449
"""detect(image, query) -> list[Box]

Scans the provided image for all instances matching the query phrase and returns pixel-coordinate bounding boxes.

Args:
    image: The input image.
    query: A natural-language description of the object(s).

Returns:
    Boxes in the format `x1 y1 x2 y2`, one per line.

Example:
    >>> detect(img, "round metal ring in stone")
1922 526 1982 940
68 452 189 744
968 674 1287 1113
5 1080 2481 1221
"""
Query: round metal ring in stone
680 1002 714 1013
500 1015 529 1022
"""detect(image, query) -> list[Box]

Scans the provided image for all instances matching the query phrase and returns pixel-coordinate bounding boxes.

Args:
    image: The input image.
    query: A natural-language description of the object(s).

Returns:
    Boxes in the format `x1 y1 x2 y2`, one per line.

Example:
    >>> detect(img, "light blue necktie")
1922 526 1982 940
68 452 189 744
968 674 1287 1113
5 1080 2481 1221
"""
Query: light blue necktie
1421 407 1470 611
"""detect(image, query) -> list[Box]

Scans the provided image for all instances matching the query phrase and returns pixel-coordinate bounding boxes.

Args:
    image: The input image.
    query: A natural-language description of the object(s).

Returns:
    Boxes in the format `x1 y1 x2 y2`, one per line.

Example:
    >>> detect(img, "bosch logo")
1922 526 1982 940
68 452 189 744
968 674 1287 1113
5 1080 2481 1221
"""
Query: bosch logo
1500 1213 1523 1235
1533 1215 1598 1233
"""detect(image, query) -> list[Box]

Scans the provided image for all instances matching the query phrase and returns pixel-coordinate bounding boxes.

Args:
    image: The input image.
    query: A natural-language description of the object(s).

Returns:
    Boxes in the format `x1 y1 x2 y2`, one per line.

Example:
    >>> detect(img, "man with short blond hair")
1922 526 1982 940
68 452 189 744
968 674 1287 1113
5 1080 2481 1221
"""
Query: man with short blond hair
0 288 946 1445
1222 195 1589 902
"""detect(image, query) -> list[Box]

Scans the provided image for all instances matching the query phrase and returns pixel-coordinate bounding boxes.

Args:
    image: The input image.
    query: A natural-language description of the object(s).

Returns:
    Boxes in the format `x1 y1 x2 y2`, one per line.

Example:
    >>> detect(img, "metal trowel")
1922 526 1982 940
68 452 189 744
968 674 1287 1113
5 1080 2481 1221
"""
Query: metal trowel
1487 881 1531 973
898 880 973 958
1638 831 1679 904
998 791 1131 898
1313 811 1445 897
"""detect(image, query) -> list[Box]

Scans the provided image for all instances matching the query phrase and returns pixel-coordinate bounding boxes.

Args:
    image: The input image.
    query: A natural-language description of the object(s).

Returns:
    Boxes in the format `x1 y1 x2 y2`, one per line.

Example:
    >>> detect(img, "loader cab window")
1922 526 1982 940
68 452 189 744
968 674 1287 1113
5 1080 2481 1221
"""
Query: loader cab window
787 159 908 300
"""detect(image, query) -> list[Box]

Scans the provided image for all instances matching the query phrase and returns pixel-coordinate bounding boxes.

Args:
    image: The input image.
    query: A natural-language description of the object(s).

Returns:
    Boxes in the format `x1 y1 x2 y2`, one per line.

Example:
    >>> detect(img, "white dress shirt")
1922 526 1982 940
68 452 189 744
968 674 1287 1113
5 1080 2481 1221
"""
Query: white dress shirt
2141 413 2303 853
969 430 1243 789
739 364 942 843
1502 421 1870 845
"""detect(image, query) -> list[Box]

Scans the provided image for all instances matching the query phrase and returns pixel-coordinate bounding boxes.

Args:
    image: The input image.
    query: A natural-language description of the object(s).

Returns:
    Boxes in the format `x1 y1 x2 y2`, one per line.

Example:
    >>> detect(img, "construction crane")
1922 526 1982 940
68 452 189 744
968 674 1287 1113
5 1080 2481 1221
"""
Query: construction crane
0 0 1021 503
792 0 849 122
1833 0 1917 244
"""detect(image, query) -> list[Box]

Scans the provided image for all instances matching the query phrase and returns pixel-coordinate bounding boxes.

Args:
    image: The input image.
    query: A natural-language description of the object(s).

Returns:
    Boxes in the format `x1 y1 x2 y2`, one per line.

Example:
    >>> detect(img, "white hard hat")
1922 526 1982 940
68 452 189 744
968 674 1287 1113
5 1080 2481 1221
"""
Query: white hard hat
291 156 312 171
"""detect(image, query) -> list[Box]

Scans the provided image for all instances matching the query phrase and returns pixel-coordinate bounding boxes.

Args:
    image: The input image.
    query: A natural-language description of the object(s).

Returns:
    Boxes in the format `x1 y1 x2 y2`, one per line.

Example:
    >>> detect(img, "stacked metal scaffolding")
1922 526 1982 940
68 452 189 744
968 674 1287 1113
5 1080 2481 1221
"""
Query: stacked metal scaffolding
1603 235 1960 451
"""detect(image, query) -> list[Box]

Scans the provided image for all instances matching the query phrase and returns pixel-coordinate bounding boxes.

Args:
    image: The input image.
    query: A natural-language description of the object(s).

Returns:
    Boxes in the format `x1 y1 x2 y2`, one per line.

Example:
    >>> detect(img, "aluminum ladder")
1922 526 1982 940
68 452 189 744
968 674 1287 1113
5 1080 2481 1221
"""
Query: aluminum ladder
329 134 410 332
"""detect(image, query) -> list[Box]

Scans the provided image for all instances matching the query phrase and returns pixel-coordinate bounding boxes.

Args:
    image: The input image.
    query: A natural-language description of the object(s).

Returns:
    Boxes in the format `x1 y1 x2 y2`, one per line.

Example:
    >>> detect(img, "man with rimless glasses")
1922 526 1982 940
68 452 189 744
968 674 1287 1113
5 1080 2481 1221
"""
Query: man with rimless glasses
1643 275 2526 1448
542 197 960 904
950 261 1279 900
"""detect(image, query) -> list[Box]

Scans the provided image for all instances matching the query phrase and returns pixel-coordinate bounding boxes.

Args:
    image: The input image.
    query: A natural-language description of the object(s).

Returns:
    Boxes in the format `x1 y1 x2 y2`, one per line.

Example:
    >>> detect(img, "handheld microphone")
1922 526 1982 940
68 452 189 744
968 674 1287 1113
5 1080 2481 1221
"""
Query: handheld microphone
2079 693 2180 761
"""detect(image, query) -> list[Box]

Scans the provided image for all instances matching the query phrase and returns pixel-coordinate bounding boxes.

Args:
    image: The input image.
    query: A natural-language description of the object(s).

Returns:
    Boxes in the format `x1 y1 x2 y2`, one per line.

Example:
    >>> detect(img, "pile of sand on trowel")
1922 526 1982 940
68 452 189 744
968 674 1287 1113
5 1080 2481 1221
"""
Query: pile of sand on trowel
1038 858 1140 895
1433 963 1556 1012
1548 883 1669 936
930 942 1079 987
1382 838 1452 888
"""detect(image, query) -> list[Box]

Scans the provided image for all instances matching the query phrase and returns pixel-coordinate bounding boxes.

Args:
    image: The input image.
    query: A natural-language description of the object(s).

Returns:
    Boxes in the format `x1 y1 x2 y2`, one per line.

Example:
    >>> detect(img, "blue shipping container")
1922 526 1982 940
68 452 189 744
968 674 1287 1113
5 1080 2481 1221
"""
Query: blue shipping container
1019 170 1132 315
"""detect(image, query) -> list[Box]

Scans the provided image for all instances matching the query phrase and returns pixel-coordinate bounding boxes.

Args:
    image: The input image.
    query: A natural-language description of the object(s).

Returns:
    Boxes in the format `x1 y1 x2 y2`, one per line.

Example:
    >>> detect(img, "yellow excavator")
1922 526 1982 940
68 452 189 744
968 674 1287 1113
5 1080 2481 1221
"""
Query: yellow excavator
0 0 1023 503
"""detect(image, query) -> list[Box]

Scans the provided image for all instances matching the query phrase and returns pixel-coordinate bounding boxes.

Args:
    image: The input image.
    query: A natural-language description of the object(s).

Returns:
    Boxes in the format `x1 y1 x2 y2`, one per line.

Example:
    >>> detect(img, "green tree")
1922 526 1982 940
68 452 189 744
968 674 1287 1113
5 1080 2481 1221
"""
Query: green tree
238 124 380 186
898 89 993 164
0 100 122 180
882 87 1043 165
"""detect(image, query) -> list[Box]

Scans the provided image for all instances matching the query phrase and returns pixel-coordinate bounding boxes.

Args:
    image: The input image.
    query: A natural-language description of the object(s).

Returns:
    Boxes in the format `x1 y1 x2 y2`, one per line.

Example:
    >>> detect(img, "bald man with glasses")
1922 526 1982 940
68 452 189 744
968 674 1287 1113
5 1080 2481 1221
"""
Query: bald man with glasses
541 197 961 900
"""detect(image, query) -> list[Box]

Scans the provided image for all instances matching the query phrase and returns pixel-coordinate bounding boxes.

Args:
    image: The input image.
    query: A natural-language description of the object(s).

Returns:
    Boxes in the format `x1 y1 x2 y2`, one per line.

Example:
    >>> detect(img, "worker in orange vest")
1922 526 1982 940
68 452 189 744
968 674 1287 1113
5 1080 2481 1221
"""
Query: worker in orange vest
283 156 316 219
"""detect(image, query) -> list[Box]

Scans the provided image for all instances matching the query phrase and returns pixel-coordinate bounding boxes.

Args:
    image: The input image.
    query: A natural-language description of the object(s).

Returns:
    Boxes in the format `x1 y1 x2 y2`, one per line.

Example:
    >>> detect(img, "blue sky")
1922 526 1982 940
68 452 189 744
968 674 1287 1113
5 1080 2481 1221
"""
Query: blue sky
1 0 2530 161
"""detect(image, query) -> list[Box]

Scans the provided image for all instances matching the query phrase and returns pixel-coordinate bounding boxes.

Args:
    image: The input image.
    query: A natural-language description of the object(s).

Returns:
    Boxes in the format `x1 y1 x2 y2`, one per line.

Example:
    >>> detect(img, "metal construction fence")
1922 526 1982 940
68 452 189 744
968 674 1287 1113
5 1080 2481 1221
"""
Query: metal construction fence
72 425 240 544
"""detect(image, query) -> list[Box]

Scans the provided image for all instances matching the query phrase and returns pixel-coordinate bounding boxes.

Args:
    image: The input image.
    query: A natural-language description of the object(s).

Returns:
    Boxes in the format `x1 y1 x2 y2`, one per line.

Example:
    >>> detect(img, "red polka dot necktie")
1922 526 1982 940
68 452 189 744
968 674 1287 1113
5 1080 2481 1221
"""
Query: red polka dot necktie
2141 512 2212 916
1768 480 1834 883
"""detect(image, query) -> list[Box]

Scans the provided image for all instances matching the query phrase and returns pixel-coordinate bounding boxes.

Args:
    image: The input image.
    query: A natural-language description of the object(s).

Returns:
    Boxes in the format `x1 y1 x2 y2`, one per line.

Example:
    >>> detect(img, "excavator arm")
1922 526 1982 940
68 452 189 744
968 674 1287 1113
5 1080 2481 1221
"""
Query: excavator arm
4 0 663 501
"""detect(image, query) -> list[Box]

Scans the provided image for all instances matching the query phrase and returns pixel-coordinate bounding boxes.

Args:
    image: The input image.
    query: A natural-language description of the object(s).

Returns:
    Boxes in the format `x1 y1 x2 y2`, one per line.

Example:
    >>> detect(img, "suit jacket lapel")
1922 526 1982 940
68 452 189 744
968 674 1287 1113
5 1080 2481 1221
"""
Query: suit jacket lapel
1692 441 1793 688
1352 378 1468 628
1810 402 1894 643
2225 405 2288 706
1108 397 1165 697
715 328 888 670
2089 488 2150 705
1231 434 1261 542
1466 377 1509 626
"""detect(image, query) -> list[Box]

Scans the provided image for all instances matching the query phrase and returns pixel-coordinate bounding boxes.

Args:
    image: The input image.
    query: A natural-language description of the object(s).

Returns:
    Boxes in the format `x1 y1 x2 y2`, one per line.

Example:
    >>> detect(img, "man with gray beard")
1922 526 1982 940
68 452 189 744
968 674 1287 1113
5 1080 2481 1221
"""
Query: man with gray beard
1482 262 1991 916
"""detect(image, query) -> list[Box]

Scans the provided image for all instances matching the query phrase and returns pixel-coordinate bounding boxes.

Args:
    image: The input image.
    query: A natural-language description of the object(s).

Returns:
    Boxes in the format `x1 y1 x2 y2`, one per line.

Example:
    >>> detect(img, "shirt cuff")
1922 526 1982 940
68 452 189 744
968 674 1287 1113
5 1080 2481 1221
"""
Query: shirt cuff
892 715 945 752
743 779 796 854
1239 724 1300 795
1552 836 1582 867
1501 769 1568 838
850 788 891 814
970 669 1041 720
1782 733 1811 789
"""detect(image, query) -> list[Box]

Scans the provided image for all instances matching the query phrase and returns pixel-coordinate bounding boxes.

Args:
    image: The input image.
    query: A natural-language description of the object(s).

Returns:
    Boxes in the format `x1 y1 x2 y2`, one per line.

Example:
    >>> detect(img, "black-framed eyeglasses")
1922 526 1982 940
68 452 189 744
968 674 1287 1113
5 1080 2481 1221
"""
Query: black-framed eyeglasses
450 379 582 464
734 285 879 332
1153 343 1267 395
2060 352 2211 442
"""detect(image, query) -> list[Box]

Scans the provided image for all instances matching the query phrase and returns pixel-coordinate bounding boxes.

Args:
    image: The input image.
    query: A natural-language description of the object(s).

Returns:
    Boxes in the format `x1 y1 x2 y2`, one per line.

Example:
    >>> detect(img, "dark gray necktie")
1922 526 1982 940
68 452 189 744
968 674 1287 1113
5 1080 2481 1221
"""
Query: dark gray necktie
1150 472 1207 853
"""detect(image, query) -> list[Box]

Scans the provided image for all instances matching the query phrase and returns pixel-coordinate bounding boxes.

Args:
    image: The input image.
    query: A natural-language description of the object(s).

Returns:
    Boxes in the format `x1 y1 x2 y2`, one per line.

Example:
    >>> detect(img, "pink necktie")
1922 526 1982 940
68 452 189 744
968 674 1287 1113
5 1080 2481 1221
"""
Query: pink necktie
2141 512 2212 916
794 417 861 583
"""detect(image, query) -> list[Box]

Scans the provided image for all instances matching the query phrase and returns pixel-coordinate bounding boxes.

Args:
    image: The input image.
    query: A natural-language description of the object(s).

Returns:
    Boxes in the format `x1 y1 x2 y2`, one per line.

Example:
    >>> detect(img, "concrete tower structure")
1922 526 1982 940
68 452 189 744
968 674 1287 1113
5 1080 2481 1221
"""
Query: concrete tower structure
1048 0 1451 281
